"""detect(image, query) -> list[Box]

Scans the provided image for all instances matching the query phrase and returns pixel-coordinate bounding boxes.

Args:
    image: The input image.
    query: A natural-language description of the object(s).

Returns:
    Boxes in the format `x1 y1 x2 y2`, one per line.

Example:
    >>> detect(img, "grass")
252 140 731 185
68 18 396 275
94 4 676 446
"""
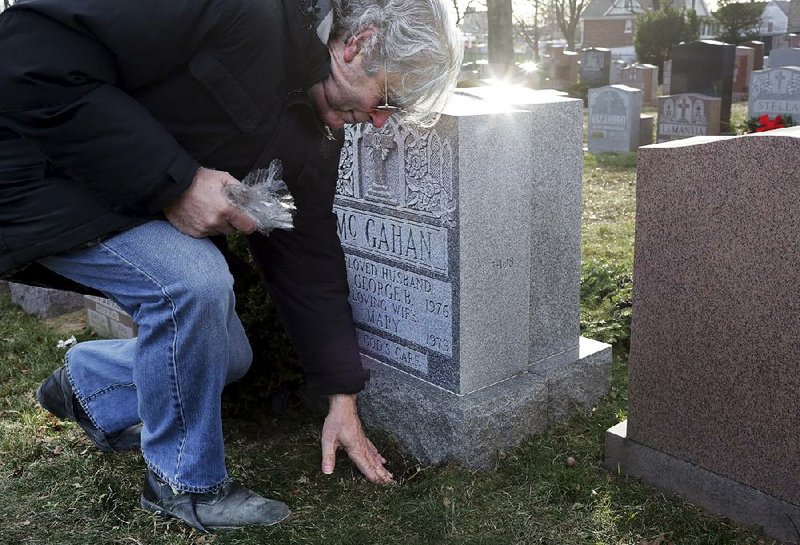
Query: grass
0 115 775 544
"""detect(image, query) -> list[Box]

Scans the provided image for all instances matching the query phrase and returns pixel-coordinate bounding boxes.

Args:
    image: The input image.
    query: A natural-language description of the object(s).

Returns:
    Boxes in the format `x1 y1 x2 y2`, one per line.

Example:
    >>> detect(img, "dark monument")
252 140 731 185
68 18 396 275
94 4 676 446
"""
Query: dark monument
670 40 736 131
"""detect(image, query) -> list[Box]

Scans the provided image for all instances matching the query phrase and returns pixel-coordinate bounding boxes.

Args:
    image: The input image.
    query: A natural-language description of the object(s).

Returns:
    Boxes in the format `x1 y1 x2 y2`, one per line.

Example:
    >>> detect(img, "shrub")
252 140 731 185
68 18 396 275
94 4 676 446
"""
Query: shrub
580 259 633 351
223 235 303 416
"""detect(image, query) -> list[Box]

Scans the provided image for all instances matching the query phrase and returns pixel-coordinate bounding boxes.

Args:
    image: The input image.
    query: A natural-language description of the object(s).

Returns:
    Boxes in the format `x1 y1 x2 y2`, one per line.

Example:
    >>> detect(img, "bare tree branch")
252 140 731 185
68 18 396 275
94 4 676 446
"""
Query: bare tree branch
452 0 484 24
552 0 588 50
515 15 541 61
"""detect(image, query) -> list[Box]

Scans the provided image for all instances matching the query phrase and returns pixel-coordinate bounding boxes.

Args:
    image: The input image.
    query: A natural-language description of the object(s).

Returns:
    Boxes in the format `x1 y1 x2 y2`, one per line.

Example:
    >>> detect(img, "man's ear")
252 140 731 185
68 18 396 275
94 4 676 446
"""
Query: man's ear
342 26 376 63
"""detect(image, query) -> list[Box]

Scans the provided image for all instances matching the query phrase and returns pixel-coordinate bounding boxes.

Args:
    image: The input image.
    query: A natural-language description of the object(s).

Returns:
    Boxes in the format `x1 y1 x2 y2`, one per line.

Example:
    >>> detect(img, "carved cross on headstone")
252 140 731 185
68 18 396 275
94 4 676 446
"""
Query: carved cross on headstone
599 91 616 112
364 125 399 205
677 96 692 122
663 100 674 122
692 101 706 124
773 70 788 92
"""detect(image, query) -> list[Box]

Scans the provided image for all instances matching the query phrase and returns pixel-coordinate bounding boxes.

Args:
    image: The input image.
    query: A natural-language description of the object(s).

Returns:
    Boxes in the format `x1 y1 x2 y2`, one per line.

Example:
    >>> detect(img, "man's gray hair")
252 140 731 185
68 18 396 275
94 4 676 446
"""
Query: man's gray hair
331 0 464 127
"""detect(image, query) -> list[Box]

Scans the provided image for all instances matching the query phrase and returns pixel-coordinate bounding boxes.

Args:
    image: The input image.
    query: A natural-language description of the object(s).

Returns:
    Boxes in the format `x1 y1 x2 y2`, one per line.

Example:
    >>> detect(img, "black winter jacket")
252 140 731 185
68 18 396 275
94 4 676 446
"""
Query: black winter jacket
0 0 367 394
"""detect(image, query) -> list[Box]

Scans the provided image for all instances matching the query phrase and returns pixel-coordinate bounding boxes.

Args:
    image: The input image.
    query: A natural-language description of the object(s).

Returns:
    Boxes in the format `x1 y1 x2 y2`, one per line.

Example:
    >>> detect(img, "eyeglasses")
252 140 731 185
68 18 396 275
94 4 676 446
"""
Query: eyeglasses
373 60 403 113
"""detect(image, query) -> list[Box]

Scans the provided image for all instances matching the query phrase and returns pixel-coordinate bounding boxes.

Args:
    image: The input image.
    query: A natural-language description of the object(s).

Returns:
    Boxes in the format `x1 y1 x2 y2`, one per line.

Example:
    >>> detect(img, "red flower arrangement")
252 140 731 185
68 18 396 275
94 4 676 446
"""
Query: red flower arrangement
755 114 786 132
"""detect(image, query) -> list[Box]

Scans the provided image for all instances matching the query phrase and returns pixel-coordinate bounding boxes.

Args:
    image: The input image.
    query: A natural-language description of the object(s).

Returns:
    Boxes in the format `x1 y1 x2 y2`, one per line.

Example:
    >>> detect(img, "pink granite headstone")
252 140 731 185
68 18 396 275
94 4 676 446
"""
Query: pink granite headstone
608 127 800 542
741 40 764 70
733 46 754 100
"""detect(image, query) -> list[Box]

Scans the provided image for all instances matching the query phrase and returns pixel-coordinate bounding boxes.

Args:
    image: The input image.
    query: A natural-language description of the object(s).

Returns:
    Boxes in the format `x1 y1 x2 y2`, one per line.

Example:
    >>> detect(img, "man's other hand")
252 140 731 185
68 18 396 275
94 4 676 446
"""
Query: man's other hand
164 167 257 238
321 394 394 484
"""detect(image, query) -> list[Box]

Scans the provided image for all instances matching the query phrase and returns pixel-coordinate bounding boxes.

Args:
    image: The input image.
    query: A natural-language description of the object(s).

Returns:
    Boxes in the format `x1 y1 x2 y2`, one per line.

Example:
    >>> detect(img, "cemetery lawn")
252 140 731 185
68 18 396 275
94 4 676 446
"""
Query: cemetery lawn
0 145 773 545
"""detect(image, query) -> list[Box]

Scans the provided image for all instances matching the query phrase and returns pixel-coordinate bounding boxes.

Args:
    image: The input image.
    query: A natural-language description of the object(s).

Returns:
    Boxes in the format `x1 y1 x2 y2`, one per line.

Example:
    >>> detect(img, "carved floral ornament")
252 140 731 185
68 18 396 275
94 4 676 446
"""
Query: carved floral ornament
751 70 800 97
336 120 457 227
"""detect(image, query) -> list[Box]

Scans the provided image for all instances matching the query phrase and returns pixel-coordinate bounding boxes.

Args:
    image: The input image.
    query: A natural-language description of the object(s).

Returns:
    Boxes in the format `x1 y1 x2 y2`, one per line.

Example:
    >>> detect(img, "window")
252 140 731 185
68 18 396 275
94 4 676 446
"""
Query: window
624 19 633 33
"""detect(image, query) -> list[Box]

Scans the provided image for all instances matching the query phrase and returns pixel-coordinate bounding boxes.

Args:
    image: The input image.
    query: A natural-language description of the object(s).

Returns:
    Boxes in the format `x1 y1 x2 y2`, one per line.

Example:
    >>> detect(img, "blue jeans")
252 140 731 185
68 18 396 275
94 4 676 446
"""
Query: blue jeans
39 220 252 493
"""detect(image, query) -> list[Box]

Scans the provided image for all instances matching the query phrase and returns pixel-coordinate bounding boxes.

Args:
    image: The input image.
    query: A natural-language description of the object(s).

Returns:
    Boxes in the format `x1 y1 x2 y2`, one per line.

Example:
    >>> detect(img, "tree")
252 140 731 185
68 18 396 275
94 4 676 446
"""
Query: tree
634 6 700 73
515 0 548 62
714 0 766 44
552 0 589 50
488 0 514 66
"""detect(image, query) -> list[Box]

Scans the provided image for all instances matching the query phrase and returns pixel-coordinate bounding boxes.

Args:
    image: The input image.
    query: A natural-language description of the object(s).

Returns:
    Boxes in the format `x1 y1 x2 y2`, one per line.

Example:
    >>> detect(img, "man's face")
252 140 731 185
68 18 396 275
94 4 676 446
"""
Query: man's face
309 34 395 130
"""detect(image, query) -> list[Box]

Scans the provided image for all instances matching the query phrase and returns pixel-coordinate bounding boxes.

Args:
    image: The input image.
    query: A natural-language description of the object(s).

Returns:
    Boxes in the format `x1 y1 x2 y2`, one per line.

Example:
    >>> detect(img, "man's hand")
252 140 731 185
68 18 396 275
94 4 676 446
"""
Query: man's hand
321 394 394 484
164 167 257 238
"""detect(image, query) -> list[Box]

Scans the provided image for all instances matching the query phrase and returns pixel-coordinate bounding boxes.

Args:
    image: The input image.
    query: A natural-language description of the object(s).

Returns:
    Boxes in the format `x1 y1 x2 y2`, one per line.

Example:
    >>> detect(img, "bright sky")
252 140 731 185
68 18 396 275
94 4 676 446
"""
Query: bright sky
451 1 536 20
451 0 719 21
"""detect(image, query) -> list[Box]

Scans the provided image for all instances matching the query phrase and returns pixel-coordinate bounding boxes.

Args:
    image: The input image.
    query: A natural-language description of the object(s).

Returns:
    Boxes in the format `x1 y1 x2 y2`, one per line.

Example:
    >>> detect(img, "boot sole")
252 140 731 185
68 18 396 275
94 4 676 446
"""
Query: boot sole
140 495 291 532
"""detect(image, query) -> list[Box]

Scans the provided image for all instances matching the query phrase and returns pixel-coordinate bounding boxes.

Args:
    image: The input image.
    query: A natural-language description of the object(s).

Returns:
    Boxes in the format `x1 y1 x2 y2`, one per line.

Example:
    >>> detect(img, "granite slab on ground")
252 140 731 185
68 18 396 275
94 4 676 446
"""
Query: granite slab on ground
362 337 611 467
9 283 84 319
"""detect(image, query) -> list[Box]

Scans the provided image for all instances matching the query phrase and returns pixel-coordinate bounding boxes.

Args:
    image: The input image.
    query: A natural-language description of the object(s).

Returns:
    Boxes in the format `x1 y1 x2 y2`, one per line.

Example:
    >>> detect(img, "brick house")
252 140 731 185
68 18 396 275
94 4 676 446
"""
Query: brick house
581 0 715 60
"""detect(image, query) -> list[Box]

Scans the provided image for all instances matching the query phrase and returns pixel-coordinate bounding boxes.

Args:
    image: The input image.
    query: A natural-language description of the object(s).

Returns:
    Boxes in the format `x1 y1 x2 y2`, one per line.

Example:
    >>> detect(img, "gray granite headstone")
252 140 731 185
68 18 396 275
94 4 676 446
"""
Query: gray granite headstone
657 93 721 142
606 127 800 543
335 89 611 467
671 40 736 130
580 47 611 88
767 47 800 68
9 283 84 319
748 66 800 120
588 84 642 152
610 60 626 85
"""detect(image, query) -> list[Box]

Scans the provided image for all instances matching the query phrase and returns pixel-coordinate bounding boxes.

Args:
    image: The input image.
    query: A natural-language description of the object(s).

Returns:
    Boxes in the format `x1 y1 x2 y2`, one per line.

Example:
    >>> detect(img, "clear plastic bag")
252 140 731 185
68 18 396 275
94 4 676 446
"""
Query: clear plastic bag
224 159 296 235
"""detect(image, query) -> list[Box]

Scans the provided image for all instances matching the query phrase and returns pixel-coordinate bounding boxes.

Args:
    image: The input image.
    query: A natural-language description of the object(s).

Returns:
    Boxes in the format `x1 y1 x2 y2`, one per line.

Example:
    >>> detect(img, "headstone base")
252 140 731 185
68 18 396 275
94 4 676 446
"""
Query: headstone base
359 337 611 468
9 283 84 319
605 421 800 544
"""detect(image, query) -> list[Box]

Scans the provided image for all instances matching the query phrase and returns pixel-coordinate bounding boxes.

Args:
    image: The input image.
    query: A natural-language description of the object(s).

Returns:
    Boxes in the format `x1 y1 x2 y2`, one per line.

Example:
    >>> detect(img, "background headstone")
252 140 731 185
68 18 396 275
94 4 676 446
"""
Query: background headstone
588 85 642 152
662 59 672 95
335 88 611 467
771 33 800 50
548 49 579 90
580 47 612 88
84 295 137 339
639 114 654 146
748 66 800 120
606 127 800 544
610 60 626 85
657 93 721 142
741 40 765 70
621 64 658 105
767 47 800 68
733 46 755 100
9 283 84 319
671 40 736 131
